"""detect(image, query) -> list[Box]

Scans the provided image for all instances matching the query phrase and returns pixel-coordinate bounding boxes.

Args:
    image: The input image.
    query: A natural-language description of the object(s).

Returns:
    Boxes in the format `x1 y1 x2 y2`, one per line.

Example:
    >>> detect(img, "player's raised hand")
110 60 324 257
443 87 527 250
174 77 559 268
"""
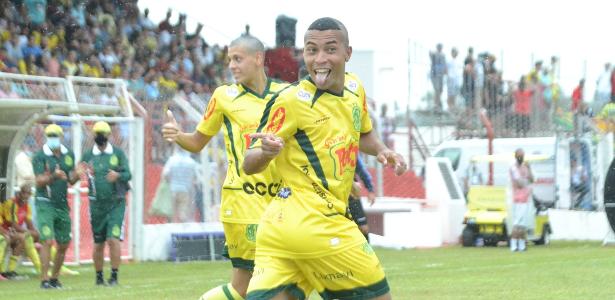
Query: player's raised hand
376 149 407 176
249 132 284 159
161 110 181 142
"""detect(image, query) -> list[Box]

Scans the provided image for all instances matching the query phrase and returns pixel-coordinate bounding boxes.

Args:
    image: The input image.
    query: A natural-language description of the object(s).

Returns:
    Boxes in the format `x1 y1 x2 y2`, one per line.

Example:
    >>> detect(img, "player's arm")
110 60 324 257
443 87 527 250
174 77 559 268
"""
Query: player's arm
162 110 214 152
360 130 406 176
243 133 284 175
33 154 52 187
68 154 83 185
117 150 132 182
244 95 294 175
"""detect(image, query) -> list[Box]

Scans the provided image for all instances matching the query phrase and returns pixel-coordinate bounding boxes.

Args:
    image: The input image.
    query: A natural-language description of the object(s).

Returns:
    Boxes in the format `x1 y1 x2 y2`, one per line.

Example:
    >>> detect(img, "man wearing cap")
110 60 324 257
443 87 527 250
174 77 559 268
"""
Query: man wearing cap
80 121 131 286
32 124 84 289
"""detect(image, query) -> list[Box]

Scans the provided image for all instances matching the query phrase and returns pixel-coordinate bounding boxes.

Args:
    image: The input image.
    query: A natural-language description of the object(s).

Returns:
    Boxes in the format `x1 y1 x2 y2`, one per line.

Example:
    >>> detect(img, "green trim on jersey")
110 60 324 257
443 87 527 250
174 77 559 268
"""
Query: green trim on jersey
294 129 329 190
345 86 359 97
241 78 273 99
223 115 241 177
311 89 325 108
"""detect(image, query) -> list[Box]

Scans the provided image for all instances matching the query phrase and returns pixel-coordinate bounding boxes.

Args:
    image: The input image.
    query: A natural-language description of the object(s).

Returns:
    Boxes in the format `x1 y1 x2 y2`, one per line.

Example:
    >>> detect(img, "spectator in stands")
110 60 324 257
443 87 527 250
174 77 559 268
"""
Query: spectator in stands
25 0 47 27
81 122 132 286
513 76 533 137
509 148 533 252
572 79 585 112
430 43 446 111
162 147 200 223
596 63 612 107
446 47 463 112
462 51 476 113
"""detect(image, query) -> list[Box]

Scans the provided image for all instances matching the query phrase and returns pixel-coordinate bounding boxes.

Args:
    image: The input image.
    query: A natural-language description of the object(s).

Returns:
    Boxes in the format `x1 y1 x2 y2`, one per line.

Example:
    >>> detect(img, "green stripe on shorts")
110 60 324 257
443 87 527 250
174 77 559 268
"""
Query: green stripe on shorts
319 278 390 300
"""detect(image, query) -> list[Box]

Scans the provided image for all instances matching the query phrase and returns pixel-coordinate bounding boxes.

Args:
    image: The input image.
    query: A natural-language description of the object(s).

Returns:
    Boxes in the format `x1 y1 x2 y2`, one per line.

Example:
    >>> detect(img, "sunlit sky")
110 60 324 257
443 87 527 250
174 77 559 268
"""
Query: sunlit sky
139 0 614 105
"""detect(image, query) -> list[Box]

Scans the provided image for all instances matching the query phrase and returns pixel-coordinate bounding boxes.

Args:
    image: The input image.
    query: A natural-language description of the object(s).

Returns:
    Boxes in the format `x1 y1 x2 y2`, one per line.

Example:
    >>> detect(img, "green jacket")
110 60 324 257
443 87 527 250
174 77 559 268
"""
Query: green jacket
32 144 76 209
81 143 131 204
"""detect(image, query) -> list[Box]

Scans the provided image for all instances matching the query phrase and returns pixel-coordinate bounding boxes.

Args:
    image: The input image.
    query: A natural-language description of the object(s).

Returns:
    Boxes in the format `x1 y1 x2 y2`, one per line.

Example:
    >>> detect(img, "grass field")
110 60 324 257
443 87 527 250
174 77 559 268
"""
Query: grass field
2 241 614 299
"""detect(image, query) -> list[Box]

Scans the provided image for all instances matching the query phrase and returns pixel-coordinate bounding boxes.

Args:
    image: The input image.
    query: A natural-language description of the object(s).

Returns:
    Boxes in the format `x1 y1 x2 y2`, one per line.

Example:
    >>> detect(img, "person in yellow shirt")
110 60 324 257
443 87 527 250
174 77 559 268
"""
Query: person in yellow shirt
162 35 288 300
243 17 406 299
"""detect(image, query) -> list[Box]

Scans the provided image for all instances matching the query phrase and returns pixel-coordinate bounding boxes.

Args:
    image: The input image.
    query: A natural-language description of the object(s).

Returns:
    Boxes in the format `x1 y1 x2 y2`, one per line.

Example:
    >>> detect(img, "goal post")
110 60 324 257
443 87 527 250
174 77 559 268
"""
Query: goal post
0 72 145 264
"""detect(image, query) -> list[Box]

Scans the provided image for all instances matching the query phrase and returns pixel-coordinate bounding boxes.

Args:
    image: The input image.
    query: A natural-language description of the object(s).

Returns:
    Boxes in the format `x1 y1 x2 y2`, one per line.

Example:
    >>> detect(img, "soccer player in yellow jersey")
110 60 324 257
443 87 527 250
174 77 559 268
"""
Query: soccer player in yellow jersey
161 35 288 300
243 17 407 299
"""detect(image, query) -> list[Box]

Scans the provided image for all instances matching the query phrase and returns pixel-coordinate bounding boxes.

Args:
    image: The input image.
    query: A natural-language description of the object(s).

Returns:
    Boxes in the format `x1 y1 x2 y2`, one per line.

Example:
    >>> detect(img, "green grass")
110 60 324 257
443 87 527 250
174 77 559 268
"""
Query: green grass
3 241 614 299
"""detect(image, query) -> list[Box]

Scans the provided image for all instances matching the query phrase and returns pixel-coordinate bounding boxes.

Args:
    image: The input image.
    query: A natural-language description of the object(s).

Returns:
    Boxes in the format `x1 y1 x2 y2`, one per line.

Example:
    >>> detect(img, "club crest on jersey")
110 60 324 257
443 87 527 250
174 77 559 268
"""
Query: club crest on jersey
266 107 285 133
347 80 358 93
352 104 361 132
226 86 239 98
64 155 73 167
109 155 118 167
297 89 312 102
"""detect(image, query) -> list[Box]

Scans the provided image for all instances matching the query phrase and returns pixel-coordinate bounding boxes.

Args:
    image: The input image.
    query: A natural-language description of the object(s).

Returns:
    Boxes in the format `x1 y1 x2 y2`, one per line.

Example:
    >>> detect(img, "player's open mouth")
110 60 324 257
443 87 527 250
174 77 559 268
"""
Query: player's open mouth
313 69 330 86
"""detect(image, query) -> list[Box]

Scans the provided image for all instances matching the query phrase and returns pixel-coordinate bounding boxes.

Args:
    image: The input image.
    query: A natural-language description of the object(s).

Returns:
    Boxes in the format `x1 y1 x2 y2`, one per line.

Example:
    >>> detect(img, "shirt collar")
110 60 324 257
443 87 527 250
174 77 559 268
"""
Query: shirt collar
43 144 68 156
93 143 113 156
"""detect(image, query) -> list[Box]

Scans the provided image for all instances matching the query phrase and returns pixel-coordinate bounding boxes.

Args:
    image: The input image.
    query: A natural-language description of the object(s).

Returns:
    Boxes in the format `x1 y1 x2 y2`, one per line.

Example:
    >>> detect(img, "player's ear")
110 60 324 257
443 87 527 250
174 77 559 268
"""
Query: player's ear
345 46 352 62
256 51 265 66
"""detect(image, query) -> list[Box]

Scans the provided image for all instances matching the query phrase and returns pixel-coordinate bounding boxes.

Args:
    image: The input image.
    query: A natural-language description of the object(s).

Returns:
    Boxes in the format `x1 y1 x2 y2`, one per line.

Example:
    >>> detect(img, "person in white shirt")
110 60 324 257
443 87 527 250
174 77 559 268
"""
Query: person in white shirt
596 63 612 107
447 47 463 112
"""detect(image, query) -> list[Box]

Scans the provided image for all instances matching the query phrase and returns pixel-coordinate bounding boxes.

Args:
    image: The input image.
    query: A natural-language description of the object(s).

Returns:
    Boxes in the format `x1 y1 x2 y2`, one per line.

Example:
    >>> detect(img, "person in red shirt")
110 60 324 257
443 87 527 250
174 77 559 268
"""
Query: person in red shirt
513 76 533 137
572 79 585 112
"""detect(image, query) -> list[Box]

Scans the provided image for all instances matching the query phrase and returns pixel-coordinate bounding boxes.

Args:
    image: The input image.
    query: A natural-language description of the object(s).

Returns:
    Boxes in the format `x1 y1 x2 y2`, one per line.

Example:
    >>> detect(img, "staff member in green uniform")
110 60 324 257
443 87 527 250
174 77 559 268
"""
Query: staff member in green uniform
81 121 131 286
33 124 84 289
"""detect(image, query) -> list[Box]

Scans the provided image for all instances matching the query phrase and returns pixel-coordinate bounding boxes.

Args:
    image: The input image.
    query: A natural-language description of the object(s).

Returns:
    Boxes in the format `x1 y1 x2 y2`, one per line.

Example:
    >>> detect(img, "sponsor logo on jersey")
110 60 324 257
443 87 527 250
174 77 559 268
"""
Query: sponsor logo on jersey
242 181 281 197
329 141 359 179
277 187 292 199
347 80 358 93
297 89 312 101
203 97 217 120
266 107 285 133
314 114 331 125
226 86 239 98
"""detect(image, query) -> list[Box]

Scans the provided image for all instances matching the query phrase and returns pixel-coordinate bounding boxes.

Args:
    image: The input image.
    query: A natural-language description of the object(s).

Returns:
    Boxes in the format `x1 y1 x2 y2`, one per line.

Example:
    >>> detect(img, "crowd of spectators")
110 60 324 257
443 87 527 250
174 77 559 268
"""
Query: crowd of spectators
0 0 231 106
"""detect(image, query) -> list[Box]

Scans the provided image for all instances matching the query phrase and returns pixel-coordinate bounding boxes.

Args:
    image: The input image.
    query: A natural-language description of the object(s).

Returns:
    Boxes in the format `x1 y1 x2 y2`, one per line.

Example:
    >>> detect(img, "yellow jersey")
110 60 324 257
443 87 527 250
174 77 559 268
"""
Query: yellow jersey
2 198 32 229
251 73 373 258
196 78 289 224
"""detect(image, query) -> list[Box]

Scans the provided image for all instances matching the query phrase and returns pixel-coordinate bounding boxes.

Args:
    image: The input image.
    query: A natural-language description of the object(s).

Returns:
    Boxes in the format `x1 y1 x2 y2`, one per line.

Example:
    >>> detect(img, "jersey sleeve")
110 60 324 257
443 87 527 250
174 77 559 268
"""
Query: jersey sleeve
117 149 132 182
196 89 224 136
32 152 47 175
250 93 297 148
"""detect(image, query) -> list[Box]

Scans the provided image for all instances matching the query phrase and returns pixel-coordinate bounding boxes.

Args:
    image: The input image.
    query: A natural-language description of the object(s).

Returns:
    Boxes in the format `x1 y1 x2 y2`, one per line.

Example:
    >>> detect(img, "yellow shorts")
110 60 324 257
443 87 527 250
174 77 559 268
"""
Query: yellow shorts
246 242 389 300
223 222 258 271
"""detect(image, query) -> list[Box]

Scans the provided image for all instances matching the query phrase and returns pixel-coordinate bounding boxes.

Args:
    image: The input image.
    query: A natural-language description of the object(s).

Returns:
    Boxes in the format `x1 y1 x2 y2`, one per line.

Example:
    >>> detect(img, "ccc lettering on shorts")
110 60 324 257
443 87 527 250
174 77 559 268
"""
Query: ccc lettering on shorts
242 182 280 196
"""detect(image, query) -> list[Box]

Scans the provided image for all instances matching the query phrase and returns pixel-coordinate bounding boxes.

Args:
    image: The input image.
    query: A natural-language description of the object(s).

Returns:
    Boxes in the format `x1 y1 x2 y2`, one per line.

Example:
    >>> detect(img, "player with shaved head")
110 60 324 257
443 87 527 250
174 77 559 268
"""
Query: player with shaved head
162 34 288 299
